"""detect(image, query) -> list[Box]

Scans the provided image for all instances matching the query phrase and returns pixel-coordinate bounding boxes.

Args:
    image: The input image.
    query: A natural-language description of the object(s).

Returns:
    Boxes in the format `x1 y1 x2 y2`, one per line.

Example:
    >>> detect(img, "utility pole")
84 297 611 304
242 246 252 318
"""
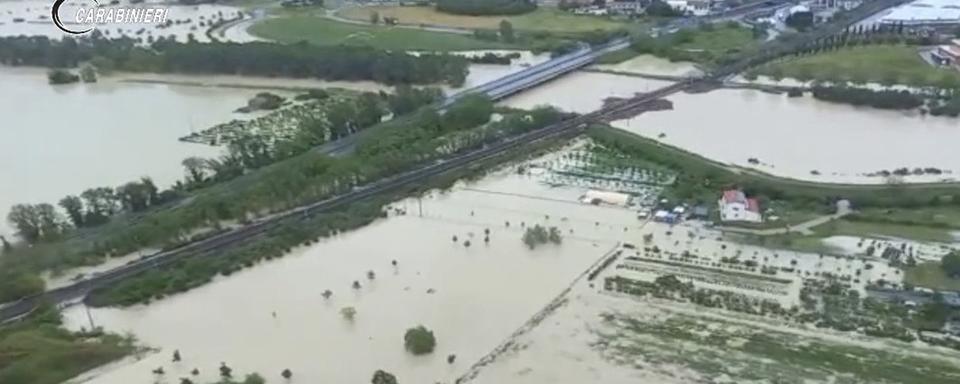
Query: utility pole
84 304 96 331
418 197 423 217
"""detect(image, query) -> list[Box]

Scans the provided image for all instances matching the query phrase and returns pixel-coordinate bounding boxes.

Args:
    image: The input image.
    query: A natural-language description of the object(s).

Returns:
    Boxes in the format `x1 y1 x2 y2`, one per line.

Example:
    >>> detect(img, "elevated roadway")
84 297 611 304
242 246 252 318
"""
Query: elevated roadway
319 38 628 156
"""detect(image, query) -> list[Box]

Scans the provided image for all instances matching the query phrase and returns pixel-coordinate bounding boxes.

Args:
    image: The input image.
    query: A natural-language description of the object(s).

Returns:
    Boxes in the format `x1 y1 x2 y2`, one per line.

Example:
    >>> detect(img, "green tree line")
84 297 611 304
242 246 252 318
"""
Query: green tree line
810 86 924 110
0 35 469 86
436 0 536 16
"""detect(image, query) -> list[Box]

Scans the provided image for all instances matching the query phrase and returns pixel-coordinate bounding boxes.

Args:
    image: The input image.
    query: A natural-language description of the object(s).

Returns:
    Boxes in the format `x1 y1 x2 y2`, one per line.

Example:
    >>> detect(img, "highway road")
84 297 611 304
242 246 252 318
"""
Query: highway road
318 39 629 156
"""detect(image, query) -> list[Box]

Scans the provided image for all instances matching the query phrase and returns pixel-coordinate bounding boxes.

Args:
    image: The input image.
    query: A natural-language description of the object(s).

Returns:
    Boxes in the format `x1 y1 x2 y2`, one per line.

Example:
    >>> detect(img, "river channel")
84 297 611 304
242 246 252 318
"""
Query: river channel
497 59 960 185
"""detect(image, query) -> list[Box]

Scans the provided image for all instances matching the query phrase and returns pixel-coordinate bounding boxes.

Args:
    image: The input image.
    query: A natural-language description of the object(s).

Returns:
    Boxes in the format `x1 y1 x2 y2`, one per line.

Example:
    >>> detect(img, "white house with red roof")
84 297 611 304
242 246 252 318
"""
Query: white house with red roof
718 189 762 223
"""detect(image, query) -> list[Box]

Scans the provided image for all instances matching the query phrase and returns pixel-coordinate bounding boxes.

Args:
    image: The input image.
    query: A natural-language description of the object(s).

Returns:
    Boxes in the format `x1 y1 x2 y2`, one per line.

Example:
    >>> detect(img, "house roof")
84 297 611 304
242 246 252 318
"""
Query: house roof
746 198 760 213
722 189 747 204
941 44 960 58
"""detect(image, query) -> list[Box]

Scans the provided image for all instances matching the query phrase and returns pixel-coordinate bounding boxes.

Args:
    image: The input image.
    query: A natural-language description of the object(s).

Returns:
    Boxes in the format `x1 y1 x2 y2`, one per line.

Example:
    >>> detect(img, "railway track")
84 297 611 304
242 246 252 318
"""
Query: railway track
0 0 900 322
0 76 693 322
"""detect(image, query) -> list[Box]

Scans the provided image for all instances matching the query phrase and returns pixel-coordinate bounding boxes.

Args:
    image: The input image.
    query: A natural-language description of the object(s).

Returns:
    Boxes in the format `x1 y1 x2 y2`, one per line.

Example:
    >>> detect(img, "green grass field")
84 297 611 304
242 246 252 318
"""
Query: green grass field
336 5 636 33
249 16 517 51
758 45 960 87
676 24 756 54
0 307 134 384
855 206 960 228
905 262 960 291
812 219 956 243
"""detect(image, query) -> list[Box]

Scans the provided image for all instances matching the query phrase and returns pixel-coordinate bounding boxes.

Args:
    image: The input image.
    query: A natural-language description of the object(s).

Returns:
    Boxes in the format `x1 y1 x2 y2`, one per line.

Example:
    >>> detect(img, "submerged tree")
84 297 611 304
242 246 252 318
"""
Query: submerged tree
242 373 266 384
521 225 562 249
371 369 398 384
403 325 437 355
341 306 357 321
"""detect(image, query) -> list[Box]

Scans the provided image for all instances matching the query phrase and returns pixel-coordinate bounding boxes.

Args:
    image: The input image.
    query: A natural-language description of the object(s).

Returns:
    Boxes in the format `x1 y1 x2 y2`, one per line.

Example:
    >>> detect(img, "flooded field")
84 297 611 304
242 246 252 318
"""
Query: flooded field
0 0 244 42
55 142 925 384
613 88 960 184
0 67 256 235
822 235 958 263
470 285 960 384
61 152 647 384
639 222 902 296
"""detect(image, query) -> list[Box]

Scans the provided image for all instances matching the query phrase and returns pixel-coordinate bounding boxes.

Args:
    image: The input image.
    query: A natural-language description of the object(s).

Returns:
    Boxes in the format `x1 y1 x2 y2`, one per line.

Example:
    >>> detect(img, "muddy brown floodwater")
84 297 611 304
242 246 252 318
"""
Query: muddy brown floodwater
62 152 648 384
0 67 258 236
614 88 960 184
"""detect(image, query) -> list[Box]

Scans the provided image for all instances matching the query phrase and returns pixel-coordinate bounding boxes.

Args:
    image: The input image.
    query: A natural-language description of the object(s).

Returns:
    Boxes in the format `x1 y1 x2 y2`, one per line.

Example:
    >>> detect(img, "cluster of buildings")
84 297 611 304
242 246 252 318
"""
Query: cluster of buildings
633 188 761 225
769 0 960 29
570 0 716 17
878 0 960 27
758 0 861 26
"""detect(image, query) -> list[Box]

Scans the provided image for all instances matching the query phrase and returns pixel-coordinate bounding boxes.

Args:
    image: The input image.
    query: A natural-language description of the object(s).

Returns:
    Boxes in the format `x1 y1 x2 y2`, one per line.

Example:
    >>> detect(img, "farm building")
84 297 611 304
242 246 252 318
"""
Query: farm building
718 189 762 223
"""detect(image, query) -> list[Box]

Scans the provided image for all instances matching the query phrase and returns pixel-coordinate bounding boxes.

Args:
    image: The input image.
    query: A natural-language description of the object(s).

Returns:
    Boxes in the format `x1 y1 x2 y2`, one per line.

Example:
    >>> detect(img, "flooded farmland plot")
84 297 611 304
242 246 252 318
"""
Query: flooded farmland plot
637 222 904 295
468 270 960 384
60 148 654 384
613 88 960 184
821 235 959 263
